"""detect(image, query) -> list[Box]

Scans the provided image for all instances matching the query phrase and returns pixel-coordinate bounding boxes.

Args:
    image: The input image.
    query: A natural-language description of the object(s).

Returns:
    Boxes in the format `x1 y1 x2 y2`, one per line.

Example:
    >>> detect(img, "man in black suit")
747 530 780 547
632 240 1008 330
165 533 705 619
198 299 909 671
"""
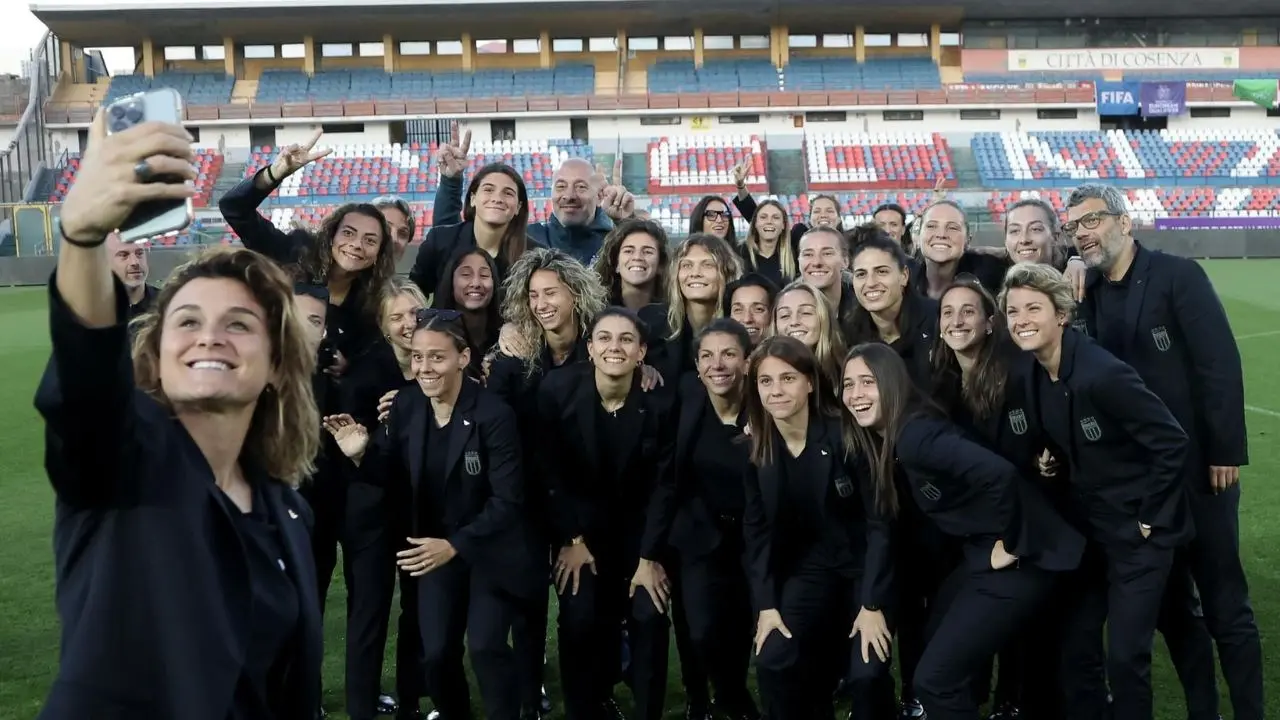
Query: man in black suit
1068 182 1261 720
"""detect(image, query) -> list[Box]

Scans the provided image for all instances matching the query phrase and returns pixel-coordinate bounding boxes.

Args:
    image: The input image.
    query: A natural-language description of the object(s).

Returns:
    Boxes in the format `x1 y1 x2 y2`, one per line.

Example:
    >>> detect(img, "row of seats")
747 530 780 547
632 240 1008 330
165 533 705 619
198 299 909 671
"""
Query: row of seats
104 72 235 105
47 150 224 206
974 129 1280 188
990 187 1280 225
646 134 768 193
244 139 593 202
805 131 953 188
255 67 596 102
647 58 943 93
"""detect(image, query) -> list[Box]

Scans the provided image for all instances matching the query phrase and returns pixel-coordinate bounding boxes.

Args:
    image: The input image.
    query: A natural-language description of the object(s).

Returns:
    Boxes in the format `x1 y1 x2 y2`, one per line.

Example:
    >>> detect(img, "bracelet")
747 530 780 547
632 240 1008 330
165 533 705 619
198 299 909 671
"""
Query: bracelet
57 219 106 249
264 165 277 184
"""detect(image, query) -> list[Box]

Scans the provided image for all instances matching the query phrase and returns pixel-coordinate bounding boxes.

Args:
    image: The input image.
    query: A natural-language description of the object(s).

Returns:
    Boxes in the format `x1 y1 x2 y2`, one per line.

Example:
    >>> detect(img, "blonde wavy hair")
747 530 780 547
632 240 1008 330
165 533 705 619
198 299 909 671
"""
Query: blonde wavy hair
664 233 742 342
501 248 608 375
131 246 321 486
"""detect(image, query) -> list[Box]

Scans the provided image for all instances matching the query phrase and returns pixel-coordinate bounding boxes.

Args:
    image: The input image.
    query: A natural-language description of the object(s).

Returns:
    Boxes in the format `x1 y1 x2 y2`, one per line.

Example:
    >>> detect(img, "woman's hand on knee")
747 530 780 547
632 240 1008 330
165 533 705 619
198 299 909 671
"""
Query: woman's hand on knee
850 607 891 664
754 609 791 656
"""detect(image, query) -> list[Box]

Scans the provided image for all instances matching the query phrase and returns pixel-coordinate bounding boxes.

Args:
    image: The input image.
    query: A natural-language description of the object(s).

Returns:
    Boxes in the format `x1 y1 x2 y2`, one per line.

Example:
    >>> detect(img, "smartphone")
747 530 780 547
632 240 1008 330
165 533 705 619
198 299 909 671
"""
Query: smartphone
104 88 194 243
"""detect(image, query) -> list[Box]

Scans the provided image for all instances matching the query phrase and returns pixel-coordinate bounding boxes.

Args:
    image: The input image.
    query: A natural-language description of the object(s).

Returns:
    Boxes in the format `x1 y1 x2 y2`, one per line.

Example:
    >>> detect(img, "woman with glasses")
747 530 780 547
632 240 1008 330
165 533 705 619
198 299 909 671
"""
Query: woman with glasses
689 195 738 244
326 309 542 720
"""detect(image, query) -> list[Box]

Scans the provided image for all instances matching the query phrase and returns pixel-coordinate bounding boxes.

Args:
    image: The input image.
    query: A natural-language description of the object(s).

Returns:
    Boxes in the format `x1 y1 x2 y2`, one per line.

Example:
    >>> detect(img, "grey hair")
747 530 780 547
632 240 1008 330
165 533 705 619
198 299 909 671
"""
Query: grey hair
372 195 417 236
998 262 1076 321
1066 183 1129 216
1004 197 1061 236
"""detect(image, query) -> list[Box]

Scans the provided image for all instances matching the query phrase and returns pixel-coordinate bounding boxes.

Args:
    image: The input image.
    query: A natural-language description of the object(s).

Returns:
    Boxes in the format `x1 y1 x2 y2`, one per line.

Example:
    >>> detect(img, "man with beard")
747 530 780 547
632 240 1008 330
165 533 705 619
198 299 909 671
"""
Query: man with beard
105 231 158 322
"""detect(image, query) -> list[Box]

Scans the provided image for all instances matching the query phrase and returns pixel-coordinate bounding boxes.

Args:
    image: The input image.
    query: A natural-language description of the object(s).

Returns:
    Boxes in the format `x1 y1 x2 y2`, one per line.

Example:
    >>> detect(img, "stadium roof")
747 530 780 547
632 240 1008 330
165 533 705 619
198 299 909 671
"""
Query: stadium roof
31 0 1273 47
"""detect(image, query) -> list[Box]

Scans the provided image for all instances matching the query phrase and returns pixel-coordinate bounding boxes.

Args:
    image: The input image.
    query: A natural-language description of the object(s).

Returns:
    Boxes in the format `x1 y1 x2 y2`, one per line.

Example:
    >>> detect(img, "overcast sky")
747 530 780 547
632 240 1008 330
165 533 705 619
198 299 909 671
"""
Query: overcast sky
0 0 134 76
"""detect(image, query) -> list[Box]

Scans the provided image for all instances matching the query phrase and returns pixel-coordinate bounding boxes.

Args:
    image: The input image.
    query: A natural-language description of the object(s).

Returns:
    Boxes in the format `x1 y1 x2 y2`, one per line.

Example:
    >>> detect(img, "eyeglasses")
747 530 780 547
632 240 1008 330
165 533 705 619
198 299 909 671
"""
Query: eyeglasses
703 209 732 222
1061 211 1120 236
415 308 464 326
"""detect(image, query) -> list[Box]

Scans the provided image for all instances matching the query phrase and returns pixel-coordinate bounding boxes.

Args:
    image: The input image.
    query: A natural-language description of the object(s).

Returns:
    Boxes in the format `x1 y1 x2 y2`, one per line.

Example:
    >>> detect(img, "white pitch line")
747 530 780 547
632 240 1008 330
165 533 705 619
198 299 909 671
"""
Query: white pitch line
1246 405 1280 419
1235 330 1280 341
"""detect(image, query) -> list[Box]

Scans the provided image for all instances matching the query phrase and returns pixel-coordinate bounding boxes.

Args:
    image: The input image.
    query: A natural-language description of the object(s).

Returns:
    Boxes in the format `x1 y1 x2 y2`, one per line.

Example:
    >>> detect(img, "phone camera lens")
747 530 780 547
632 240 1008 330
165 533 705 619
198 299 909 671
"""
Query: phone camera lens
125 108 143 124
110 105 126 119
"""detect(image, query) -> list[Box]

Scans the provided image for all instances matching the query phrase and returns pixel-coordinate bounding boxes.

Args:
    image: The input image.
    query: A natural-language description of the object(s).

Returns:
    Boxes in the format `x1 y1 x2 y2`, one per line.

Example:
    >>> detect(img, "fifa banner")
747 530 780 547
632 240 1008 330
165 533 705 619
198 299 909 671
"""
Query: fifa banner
1095 82 1141 115
1155 217 1280 230
1140 82 1187 117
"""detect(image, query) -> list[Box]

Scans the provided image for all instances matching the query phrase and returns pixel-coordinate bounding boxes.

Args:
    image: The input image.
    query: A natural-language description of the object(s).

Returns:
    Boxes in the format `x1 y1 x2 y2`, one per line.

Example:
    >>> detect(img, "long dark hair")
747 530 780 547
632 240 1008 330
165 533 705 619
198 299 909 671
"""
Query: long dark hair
844 234 914 346
593 218 671 306
841 343 941 518
297 203 397 324
463 162 530 269
432 246 502 362
929 275 1014 420
744 336 839 467
689 194 737 242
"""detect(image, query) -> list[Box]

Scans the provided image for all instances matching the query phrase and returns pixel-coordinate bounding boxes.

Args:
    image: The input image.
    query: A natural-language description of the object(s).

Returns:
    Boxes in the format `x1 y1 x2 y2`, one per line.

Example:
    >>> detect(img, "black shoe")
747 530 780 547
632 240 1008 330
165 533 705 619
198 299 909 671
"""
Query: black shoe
601 698 626 720
900 698 926 719
540 686 552 715
376 695 399 715
987 704 1019 720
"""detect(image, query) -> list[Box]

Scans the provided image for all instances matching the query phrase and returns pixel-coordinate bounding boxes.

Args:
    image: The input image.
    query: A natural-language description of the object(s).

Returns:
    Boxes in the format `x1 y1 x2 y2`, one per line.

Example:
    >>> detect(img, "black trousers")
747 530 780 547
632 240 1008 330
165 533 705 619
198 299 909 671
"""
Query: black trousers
557 553 671 720
414 559 521 720
511 540 552 713
669 558 711 711
757 566 894 720
1155 552 1220 720
678 530 756 714
1059 538 1174 720
343 482 421 720
1184 483 1264 720
894 535 956 705
913 561 1056 720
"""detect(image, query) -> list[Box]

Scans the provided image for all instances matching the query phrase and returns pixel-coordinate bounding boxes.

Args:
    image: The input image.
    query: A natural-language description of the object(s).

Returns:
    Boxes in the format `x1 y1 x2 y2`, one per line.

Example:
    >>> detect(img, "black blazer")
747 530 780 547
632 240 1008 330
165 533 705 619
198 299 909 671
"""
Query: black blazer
654 373 747 559
742 415 893 613
636 302 696 388
894 414 1085 573
33 278 322 720
535 363 677 560
408 220 545 300
363 378 544 600
218 172 379 358
1024 328 1193 549
844 293 939 394
912 250 1009 299
1076 243 1248 477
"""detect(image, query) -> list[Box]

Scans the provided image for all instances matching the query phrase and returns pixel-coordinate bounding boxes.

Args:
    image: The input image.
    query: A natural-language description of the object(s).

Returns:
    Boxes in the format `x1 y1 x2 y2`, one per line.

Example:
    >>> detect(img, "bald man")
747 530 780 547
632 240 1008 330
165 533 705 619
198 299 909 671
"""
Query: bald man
105 232 159 322
432 154 635 266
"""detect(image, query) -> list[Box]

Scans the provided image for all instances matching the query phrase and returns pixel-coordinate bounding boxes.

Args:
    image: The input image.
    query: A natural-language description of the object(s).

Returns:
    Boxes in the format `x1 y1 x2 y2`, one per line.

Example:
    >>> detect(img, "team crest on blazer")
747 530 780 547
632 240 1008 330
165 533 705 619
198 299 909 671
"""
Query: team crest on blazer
920 483 942 501
834 475 854 498
1008 409 1028 435
1151 326 1171 352
1080 416 1102 442
464 450 482 476
1071 317 1089 332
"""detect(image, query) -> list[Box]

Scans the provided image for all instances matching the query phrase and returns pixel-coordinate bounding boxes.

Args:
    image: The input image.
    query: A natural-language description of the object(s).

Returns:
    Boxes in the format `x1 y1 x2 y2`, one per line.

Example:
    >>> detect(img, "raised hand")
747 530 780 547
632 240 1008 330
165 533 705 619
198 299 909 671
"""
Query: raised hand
269 128 331 182
732 153 754 188
436 120 472 179
322 414 370 459
600 158 636 221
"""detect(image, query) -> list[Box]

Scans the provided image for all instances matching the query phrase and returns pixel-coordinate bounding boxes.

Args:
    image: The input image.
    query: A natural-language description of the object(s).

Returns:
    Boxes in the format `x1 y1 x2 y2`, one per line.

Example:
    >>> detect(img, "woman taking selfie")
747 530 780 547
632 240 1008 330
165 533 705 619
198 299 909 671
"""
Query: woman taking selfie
592 218 671 311
537 307 676 720
741 337 892 720
219 129 398 370
841 343 1084 720
326 310 542 720
38 112 322 719
1002 263 1192 720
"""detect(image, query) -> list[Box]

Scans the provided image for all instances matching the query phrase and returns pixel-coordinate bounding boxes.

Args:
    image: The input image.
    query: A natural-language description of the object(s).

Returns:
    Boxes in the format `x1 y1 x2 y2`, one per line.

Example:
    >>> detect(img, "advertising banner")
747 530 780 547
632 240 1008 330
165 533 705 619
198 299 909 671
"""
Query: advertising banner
1007 48 1239 72
1140 82 1187 116
1155 216 1280 230
1095 81 1141 115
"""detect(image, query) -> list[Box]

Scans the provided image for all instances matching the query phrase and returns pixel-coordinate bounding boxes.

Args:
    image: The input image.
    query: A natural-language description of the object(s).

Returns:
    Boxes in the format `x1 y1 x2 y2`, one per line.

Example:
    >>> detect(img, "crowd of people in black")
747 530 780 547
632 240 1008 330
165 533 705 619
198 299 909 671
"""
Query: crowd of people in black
34 112 1262 720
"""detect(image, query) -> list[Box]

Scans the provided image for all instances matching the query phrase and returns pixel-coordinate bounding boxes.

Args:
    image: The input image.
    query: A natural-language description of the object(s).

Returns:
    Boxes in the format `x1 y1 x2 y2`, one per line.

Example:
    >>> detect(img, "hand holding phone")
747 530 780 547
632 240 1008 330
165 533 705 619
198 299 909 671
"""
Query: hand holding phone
102 88 195 243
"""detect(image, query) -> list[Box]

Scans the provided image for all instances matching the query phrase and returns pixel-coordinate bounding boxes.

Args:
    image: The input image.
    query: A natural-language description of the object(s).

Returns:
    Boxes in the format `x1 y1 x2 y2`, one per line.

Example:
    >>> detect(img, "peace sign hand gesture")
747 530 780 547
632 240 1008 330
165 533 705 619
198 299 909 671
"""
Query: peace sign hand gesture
269 129 331 183
732 153 754 188
436 121 472 179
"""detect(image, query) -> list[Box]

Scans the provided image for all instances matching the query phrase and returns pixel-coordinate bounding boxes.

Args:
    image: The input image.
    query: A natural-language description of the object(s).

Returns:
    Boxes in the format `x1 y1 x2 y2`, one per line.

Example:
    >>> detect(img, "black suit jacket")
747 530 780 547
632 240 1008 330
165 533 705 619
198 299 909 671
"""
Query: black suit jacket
1024 328 1193 548
844 292 940 393
408 220 545 300
742 415 893 613
895 414 1085 573
363 378 544 600
34 278 322 720
535 363 677 561
1076 243 1248 481
653 373 747 559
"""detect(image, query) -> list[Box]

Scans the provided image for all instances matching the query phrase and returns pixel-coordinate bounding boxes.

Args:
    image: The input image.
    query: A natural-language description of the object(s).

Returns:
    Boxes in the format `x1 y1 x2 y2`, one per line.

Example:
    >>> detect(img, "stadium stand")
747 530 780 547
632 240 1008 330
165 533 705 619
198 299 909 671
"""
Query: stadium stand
806 131 954 190
243 138 593 204
973 129 1280 188
103 71 235 105
646 134 767 194
252 66 597 102
47 150 225 208
645 57 943 94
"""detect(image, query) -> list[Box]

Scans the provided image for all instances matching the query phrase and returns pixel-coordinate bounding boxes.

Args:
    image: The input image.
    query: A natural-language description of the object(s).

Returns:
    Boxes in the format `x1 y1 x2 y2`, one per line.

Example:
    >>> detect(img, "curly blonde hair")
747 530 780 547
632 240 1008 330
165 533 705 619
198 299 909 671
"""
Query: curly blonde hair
131 246 321 486
501 248 608 375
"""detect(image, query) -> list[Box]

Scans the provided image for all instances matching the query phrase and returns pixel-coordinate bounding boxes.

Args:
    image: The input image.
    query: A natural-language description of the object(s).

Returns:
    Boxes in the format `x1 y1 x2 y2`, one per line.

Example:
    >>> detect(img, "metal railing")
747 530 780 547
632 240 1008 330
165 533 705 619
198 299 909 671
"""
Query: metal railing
0 32 60 254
